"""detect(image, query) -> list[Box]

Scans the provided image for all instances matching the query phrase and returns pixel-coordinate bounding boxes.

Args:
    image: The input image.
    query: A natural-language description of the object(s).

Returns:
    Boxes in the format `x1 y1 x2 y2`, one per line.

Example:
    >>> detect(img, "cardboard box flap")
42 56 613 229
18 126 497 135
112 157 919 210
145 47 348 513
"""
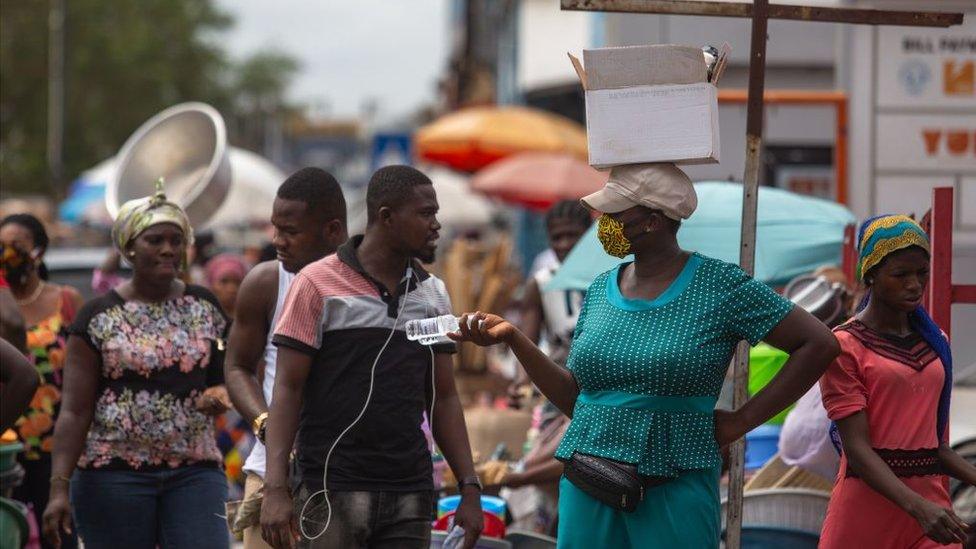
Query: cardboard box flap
582 45 707 89
710 42 732 85
568 52 588 90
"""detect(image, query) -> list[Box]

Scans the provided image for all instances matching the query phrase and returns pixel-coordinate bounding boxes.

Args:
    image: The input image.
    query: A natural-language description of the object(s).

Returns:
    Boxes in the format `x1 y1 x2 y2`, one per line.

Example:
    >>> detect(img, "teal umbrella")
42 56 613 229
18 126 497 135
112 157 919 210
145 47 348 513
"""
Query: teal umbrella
546 181 855 291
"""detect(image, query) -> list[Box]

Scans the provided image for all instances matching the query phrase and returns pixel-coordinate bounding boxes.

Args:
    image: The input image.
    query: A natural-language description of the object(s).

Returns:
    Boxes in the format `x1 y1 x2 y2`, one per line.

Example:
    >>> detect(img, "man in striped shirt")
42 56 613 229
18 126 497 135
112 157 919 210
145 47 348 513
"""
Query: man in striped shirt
261 166 483 549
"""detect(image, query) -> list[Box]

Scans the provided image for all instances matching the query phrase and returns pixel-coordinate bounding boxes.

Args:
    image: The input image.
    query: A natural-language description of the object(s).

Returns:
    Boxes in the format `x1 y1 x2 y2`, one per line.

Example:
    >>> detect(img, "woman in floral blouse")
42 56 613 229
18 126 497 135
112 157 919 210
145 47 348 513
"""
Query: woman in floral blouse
1 213 83 549
42 183 232 549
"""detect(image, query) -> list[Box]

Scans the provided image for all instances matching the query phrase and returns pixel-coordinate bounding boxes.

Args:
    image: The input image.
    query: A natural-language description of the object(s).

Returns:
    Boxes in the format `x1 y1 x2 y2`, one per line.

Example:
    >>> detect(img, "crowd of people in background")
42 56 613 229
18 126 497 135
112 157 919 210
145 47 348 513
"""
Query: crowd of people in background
0 163 973 549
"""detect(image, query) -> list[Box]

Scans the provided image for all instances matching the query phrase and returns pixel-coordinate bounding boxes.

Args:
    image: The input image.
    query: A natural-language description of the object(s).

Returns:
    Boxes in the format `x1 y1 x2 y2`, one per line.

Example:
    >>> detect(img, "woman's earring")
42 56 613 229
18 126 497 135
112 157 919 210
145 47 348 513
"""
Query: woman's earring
127 251 136 258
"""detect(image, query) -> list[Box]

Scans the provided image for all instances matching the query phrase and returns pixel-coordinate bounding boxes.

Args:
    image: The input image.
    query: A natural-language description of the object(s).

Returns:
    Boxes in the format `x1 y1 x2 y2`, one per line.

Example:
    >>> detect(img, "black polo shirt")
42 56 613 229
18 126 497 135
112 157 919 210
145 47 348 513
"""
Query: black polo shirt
272 236 455 491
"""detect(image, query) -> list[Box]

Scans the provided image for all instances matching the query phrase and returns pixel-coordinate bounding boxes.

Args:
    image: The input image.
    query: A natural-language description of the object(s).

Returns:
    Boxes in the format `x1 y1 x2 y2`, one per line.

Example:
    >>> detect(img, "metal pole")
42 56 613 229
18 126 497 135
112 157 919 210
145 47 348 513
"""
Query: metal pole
928 187 954 339
726 0 769 547
46 0 65 195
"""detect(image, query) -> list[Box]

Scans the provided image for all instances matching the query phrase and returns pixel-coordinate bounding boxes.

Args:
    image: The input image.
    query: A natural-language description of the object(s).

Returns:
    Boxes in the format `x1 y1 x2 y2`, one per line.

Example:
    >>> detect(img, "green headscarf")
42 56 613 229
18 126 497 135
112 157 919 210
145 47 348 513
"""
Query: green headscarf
111 178 193 267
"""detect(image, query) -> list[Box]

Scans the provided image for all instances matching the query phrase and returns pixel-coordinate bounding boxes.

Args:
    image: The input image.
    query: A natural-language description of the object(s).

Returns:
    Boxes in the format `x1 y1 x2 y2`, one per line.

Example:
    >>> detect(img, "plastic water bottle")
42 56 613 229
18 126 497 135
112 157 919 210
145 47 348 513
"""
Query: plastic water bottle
405 315 460 346
442 524 466 549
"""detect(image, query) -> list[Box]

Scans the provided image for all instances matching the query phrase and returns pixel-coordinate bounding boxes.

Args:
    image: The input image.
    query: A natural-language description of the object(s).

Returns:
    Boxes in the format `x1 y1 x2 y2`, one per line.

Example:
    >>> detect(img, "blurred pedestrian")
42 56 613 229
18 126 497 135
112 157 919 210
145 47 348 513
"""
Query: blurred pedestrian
204 251 253 507
224 167 348 549
42 182 231 549
503 200 592 534
1 213 83 549
205 253 250 320
450 163 839 548
777 266 855 481
1 337 39 432
261 166 483 549
819 214 976 548
520 199 592 369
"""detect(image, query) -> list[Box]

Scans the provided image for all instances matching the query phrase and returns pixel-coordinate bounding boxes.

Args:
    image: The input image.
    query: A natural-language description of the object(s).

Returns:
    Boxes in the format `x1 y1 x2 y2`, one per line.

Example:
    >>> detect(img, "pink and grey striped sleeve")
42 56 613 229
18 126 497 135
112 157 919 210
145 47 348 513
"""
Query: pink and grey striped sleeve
272 272 325 355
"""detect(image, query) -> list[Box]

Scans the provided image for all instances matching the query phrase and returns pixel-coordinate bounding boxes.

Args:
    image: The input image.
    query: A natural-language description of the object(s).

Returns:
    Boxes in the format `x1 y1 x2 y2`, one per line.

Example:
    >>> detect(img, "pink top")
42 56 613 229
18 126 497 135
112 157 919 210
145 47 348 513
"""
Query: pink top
821 323 944 451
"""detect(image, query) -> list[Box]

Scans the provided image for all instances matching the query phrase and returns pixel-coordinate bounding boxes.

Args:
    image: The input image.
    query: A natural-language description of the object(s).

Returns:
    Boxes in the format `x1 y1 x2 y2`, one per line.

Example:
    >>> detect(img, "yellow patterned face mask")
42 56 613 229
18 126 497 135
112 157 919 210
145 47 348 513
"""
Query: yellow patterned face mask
597 214 631 258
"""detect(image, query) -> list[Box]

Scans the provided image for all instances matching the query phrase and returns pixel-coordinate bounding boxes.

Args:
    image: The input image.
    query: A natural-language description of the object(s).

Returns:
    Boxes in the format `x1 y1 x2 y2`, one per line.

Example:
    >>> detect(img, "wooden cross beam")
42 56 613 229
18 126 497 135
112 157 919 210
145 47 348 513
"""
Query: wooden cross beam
561 0 963 27
559 1 963 548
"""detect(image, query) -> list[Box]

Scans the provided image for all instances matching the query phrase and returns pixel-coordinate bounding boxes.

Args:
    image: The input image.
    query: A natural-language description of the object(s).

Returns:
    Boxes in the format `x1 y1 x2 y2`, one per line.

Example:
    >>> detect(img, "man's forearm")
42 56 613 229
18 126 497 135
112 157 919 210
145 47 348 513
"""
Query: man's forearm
225 365 268 424
432 394 477 481
265 386 302 489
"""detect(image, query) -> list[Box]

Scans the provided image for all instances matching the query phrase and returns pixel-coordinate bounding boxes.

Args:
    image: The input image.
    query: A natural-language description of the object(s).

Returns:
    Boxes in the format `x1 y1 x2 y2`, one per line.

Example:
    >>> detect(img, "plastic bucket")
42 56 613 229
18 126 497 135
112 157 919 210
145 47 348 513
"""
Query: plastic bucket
0 442 23 473
740 526 819 548
0 497 29 549
438 495 506 521
745 424 782 471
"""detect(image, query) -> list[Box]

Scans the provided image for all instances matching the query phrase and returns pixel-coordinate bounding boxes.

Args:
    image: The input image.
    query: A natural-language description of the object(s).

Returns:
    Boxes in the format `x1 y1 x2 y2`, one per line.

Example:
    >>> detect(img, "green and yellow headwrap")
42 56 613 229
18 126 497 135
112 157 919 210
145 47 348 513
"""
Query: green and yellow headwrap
111 178 194 266
856 214 929 281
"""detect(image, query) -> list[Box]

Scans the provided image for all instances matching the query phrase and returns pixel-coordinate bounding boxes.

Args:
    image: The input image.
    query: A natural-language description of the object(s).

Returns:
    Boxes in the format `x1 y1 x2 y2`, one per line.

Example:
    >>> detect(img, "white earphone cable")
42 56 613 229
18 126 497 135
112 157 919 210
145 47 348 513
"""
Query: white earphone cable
299 264 441 540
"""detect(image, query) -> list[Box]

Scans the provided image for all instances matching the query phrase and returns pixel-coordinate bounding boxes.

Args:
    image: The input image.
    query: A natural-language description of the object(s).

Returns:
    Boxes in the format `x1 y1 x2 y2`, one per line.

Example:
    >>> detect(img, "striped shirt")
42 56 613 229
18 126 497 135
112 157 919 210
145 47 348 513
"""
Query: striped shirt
272 236 454 491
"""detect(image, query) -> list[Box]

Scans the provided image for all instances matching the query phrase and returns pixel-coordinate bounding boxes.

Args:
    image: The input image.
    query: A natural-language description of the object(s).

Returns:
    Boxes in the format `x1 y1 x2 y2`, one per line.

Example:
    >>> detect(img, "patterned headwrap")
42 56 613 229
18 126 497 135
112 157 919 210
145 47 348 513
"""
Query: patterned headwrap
830 214 951 453
111 178 194 267
856 214 930 281
204 253 249 286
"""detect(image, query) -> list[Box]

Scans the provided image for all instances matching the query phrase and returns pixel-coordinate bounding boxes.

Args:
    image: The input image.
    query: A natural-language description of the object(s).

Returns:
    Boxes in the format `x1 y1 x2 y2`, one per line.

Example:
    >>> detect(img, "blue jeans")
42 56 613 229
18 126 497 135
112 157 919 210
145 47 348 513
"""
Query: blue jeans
70 465 229 549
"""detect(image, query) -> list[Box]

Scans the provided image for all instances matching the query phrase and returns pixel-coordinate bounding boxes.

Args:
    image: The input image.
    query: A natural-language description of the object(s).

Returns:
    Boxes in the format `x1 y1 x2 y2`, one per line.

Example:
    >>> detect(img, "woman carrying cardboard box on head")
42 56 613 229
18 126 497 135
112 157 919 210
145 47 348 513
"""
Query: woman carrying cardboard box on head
450 162 838 548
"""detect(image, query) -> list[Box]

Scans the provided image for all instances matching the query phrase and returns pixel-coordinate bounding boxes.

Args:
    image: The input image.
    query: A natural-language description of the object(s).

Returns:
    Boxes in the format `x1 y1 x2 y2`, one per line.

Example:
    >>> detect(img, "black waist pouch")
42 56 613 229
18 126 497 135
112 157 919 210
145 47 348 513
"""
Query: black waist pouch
563 452 668 513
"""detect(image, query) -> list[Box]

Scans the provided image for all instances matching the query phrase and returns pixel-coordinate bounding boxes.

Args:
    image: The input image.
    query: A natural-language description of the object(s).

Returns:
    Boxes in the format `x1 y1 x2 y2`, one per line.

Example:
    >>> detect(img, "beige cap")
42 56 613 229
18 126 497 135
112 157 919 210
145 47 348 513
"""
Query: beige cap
580 163 697 220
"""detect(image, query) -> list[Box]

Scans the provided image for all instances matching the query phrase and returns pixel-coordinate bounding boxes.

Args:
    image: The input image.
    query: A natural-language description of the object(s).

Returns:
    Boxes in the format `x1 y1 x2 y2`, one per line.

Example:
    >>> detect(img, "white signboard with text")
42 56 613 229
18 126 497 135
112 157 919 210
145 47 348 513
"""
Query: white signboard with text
875 114 976 173
872 14 975 230
877 21 976 109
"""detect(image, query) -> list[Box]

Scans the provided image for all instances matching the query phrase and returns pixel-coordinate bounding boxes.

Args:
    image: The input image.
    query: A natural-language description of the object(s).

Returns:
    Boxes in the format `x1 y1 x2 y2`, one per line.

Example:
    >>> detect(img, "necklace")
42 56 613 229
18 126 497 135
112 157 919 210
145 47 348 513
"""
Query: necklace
16 280 46 306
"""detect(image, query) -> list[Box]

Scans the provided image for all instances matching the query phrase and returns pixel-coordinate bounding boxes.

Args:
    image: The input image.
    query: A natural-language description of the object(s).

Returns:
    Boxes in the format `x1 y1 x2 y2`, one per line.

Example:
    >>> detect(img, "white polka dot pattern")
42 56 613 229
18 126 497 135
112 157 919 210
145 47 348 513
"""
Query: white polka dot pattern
555 254 794 477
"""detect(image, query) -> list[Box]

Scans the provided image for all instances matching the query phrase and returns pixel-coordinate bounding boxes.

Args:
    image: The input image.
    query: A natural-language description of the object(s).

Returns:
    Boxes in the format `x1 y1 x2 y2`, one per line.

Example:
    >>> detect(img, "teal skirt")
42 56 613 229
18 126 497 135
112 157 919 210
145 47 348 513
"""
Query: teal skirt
556 465 721 549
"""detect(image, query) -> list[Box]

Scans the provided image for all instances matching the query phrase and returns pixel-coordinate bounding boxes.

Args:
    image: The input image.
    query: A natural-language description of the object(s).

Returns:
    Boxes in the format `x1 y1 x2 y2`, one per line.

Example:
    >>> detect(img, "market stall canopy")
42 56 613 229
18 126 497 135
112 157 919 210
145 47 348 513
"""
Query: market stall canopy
547 181 856 291
414 106 588 172
58 147 286 230
470 152 609 211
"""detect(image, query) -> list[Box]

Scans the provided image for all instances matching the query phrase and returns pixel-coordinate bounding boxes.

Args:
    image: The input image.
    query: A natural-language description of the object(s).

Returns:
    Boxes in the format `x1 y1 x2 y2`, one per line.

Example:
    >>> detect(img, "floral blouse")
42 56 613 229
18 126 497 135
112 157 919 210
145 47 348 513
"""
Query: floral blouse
69 285 228 470
17 288 76 460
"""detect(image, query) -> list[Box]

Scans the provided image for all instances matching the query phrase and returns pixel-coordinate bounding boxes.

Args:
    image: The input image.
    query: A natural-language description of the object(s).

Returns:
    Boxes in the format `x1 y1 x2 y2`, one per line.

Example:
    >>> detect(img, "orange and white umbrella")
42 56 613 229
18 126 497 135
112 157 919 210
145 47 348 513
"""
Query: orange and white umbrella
415 106 587 172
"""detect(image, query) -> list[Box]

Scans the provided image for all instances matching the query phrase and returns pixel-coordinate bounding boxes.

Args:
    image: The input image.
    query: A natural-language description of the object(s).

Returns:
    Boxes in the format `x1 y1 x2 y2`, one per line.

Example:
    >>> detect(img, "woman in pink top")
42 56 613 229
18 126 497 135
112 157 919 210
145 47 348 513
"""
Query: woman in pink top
820 215 975 548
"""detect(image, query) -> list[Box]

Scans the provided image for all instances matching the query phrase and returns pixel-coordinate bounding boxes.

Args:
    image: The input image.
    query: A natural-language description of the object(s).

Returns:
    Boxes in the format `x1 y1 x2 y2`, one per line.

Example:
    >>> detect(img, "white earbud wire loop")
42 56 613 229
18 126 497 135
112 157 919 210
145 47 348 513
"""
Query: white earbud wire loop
300 265 440 540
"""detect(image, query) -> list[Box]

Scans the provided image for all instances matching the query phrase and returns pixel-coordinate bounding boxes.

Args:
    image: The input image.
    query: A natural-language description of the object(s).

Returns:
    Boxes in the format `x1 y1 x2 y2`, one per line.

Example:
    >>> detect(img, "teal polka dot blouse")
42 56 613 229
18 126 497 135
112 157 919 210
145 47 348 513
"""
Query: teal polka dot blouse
555 253 794 478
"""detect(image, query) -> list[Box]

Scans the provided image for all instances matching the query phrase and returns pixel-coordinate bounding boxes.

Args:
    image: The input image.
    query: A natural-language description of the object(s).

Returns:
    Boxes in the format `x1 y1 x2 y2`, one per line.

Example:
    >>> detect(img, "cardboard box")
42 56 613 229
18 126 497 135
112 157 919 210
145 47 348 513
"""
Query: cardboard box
570 45 722 168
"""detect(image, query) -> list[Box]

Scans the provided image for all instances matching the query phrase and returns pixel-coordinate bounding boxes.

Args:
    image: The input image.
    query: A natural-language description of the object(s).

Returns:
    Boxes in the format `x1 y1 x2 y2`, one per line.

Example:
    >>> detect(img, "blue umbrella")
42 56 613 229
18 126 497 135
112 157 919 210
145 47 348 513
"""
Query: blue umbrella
546 181 855 291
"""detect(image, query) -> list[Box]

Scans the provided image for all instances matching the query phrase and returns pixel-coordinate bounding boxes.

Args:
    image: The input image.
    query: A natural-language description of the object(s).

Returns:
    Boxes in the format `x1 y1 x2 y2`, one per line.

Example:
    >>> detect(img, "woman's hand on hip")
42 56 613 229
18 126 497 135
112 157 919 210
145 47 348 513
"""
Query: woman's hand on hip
449 312 516 347
713 409 748 448
42 492 73 548
908 497 969 545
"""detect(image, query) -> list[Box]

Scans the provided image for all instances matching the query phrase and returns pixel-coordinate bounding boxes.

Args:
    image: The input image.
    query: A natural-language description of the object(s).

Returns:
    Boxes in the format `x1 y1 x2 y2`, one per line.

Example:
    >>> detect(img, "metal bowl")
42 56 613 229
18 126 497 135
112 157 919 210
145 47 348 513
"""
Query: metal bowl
784 274 844 326
107 102 231 228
